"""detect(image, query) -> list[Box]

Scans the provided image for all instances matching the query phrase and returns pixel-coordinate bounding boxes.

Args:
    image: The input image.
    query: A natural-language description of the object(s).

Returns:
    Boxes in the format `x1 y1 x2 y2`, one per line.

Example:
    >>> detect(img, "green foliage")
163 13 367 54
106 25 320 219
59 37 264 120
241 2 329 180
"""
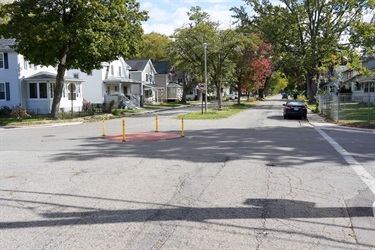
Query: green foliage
0 0 148 71
171 7 243 109
0 106 12 116
177 103 254 120
266 71 288 95
0 0 148 119
234 0 374 103
137 32 172 61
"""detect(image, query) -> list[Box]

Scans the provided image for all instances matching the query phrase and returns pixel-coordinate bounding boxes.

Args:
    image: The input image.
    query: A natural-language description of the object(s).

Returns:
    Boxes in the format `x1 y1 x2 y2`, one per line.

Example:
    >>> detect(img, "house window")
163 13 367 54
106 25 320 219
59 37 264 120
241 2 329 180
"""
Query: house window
0 83 5 99
370 83 375 92
364 83 369 92
111 65 114 76
73 73 79 79
0 53 4 69
29 83 38 98
50 83 55 98
146 74 149 82
39 82 47 98
118 66 122 77
114 85 119 92
68 83 76 100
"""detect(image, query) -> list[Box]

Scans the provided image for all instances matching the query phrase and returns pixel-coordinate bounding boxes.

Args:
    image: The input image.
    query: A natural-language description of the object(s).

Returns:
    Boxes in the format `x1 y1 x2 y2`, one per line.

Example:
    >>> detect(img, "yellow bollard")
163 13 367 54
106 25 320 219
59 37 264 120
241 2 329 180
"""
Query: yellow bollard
181 118 184 137
102 116 105 136
122 118 126 142
155 114 159 133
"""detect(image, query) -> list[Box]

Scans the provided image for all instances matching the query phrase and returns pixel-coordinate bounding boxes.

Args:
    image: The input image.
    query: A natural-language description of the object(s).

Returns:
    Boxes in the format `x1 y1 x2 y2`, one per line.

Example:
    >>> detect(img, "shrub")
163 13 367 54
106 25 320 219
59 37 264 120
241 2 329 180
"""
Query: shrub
0 106 12 116
10 108 31 121
112 109 122 116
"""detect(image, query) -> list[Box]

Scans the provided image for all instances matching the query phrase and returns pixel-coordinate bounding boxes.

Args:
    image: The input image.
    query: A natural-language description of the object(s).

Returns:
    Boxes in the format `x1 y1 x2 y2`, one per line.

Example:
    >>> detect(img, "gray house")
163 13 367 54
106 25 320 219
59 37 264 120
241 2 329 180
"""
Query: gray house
153 61 183 102
125 59 161 105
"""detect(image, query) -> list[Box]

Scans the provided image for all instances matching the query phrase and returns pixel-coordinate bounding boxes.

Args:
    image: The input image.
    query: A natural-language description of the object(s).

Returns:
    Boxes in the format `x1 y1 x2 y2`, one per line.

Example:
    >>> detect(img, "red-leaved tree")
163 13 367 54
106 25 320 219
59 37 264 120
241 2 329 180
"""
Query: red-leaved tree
241 41 273 98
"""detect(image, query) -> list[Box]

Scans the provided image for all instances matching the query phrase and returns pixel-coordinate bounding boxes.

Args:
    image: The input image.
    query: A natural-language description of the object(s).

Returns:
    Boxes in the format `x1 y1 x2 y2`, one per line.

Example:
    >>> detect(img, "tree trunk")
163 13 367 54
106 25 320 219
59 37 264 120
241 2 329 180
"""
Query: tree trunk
51 48 68 119
216 82 222 109
259 88 264 98
181 72 188 104
306 71 316 104
237 81 241 105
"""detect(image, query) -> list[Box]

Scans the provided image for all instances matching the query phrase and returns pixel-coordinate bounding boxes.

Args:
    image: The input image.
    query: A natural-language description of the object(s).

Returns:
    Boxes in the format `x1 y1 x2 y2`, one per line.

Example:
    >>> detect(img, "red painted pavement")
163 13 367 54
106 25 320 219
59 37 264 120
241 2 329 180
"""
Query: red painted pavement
104 132 182 142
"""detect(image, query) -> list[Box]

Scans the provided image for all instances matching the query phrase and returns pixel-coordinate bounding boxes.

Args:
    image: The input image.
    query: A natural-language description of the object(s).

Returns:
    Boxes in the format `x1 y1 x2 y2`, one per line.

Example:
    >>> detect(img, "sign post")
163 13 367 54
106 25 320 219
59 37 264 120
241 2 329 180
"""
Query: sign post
198 83 205 114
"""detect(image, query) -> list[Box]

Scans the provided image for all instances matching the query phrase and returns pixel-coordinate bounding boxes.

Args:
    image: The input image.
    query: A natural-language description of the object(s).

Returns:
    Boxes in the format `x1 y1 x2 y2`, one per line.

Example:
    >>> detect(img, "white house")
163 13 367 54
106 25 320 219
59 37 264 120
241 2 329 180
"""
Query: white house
321 56 375 105
0 38 84 114
66 58 142 109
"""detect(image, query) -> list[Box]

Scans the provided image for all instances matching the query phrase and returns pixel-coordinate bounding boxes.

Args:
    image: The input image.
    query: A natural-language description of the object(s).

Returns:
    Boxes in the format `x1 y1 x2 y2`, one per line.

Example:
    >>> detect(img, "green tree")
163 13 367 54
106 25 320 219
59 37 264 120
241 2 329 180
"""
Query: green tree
170 7 218 107
0 0 148 119
137 32 171 61
229 33 260 104
350 13 375 56
171 6 241 109
266 71 288 95
232 0 374 103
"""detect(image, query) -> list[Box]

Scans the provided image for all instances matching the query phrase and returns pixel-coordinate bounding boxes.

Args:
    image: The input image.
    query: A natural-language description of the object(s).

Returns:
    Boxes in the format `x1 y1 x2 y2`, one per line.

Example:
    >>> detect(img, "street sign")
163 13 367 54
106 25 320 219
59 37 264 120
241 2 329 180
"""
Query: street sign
198 83 205 90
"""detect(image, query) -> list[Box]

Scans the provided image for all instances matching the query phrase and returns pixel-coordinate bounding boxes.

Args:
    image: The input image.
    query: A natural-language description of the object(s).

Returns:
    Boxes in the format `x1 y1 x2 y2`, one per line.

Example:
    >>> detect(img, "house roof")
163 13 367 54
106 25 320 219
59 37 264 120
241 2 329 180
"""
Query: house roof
103 76 141 84
144 83 164 89
125 59 150 71
0 38 16 52
358 76 375 83
167 82 183 88
153 61 171 74
24 71 83 82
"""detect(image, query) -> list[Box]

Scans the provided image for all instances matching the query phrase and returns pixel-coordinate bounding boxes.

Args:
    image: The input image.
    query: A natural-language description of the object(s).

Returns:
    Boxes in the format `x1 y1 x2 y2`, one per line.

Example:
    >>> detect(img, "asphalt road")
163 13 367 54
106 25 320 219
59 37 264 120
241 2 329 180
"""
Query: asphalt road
1 96 375 249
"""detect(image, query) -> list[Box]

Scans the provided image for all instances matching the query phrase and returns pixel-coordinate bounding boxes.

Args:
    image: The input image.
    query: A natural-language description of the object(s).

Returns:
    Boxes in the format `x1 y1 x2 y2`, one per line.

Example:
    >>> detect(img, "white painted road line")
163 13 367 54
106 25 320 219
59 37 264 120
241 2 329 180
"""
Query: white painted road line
314 127 375 217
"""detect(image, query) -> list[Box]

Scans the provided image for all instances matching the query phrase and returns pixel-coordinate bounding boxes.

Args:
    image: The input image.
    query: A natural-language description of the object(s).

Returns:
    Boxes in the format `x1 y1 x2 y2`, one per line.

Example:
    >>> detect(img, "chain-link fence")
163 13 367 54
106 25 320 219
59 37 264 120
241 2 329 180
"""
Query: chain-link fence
318 93 375 127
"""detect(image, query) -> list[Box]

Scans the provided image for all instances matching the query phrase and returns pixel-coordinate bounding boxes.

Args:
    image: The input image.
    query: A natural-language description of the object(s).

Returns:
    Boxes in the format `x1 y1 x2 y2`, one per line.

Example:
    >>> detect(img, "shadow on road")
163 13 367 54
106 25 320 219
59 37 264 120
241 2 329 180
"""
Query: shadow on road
0 189 374 247
50 126 350 166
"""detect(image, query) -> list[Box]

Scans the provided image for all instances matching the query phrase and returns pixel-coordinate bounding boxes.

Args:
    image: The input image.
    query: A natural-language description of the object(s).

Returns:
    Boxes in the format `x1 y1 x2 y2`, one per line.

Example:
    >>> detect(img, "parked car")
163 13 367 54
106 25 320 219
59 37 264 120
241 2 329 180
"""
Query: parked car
281 93 288 99
230 92 238 100
283 100 307 119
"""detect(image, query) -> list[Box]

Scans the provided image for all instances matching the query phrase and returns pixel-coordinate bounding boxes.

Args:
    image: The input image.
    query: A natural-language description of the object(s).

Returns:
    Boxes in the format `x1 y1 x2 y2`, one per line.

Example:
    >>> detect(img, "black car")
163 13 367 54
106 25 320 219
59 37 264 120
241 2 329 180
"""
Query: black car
283 100 307 119
281 93 288 99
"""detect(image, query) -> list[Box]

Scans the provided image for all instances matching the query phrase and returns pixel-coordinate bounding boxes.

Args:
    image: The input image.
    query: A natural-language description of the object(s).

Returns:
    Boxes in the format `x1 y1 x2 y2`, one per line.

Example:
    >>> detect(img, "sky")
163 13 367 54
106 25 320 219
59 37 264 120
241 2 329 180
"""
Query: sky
138 0 247 36
138 0 374 36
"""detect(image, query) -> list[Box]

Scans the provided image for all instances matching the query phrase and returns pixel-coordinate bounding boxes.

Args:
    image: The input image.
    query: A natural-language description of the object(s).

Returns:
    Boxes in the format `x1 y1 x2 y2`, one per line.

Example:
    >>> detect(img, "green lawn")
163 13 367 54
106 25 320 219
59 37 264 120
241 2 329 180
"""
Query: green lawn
177 103 254 120
339 102 375 127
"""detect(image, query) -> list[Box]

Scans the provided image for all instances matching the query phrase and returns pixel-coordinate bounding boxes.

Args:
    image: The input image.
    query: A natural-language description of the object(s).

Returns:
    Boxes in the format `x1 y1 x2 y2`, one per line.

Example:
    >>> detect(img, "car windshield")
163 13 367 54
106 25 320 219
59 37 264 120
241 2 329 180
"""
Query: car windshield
287 101 305 106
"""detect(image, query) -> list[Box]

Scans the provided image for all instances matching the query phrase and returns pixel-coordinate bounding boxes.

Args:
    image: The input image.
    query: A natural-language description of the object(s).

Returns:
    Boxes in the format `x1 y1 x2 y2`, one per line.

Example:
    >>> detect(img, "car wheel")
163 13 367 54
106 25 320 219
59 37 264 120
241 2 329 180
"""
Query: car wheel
283 115 287 119
303 115 307 119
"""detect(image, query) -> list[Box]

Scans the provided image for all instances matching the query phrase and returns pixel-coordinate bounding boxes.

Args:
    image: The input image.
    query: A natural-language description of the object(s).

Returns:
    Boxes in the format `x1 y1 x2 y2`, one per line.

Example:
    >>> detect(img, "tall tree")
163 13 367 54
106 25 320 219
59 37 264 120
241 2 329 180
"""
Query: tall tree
171 6 241 109
0 0 148 119
244 40 273 98
170 7 218 106
232 0 374 103
137 32 171 61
